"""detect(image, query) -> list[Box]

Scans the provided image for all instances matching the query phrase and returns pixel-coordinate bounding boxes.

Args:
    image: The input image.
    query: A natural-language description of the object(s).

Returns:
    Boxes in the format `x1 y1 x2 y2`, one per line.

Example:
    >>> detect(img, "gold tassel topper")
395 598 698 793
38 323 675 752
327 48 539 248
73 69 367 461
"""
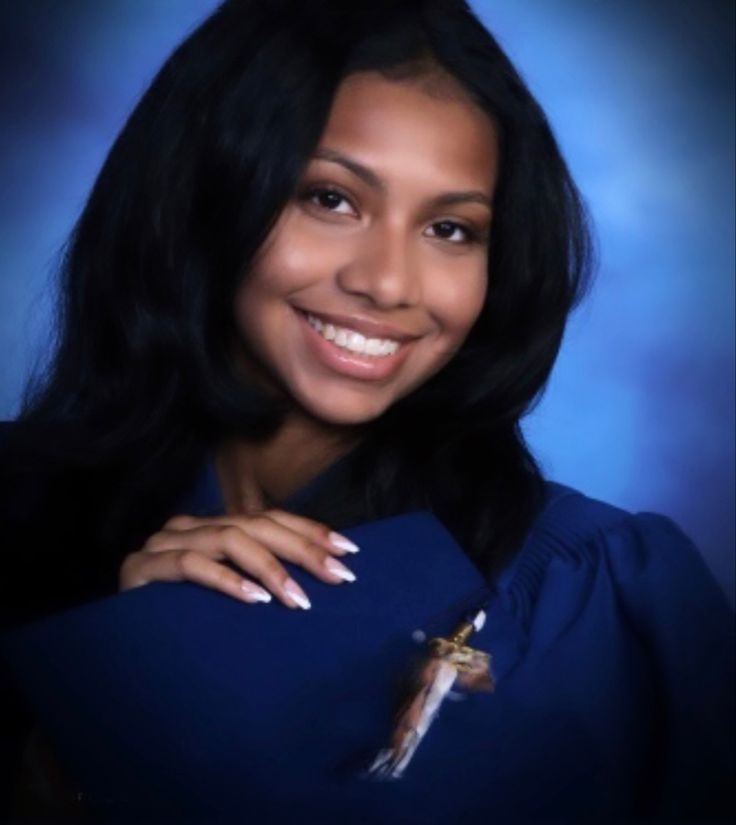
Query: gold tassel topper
367 609 494 779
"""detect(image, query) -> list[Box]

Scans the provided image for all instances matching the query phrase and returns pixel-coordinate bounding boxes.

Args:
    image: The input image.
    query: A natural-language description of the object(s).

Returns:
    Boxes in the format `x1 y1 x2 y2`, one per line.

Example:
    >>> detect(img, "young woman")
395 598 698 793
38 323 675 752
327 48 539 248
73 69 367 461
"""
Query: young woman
1 1 732 822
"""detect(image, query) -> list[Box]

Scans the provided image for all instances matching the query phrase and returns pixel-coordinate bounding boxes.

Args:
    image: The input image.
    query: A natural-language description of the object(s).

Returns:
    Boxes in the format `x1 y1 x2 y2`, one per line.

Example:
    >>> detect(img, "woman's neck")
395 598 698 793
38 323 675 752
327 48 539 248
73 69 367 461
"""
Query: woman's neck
215 413 362 514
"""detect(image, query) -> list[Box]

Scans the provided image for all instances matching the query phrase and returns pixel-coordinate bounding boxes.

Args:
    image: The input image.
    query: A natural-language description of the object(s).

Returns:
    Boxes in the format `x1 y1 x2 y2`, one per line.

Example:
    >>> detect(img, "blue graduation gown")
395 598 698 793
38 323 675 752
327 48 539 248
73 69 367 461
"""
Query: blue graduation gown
2 465 734 824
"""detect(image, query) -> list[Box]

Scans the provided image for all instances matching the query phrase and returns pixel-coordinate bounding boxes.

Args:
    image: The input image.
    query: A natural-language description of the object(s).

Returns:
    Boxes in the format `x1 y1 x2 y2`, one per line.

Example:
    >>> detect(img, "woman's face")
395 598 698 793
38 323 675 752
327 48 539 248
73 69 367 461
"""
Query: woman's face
234 70 499 425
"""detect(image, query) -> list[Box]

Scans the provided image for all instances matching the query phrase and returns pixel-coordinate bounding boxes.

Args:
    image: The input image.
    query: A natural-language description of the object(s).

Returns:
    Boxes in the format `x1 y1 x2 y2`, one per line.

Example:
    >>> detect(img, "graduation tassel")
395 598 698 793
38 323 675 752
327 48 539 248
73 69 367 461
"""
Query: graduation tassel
367 609 494 780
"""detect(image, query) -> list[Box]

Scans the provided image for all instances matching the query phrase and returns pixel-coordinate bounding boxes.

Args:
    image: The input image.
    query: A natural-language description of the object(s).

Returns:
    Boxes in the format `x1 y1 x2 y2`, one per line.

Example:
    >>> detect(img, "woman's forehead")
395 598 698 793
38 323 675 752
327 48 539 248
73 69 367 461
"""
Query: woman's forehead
314 71 499 191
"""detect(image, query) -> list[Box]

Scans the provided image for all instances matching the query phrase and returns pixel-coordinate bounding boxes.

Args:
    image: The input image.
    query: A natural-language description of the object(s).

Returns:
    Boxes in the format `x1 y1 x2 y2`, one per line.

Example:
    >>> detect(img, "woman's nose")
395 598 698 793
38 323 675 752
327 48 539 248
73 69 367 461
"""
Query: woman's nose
335 227 421 310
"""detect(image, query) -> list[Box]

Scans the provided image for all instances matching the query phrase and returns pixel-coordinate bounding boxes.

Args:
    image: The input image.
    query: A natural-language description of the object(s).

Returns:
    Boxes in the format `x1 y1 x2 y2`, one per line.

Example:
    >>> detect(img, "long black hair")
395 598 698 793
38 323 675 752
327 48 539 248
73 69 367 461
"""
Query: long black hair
1 0 592 624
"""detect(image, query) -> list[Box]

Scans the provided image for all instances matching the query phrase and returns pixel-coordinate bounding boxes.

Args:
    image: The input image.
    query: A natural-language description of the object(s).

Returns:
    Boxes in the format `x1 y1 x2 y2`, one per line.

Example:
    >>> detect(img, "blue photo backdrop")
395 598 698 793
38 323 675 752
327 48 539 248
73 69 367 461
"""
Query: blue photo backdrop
0 1 733 602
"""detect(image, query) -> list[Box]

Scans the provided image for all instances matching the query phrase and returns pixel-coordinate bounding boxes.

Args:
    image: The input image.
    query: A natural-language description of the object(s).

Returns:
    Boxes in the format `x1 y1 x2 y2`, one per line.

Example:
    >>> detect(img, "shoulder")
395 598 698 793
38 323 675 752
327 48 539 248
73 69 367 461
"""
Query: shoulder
517 480 713 575
497 481 732 635
502 480 696 582
0 419 14 445
0 420 46 517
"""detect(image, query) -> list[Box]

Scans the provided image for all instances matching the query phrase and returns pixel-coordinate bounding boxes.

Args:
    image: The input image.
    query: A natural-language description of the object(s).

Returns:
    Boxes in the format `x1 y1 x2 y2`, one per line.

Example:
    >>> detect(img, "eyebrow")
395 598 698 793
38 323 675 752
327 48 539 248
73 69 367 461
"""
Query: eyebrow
312 148 493 210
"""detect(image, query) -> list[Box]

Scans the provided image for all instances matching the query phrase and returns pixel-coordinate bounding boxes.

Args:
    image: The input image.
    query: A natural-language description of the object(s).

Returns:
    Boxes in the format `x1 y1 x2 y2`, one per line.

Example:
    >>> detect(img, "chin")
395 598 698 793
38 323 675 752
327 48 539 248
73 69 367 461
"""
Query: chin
297 391 392 427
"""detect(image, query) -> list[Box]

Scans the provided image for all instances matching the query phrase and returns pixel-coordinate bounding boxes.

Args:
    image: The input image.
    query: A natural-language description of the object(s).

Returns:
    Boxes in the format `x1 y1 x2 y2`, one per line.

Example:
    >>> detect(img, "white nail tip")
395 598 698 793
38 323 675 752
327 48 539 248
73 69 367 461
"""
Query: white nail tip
284 583 311 610
241 584 272 603
329 532 360 554
325 559 357 583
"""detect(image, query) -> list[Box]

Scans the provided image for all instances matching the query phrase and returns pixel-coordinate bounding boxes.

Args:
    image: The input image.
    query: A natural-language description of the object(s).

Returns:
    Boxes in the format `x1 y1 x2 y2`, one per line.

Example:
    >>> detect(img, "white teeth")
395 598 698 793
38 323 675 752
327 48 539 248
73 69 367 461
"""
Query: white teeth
348 332 365 351
305 313 401 357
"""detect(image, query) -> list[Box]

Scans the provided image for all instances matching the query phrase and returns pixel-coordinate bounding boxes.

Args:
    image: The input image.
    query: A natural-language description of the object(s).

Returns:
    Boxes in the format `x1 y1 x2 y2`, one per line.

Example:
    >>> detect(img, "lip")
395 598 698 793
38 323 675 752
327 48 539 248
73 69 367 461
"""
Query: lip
294 307 417 382
292 306 421 343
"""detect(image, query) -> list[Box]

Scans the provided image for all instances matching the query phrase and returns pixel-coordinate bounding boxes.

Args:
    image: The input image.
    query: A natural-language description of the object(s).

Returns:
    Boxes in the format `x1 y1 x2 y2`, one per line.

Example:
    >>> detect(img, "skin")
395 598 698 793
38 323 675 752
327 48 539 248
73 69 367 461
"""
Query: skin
120 69 500 609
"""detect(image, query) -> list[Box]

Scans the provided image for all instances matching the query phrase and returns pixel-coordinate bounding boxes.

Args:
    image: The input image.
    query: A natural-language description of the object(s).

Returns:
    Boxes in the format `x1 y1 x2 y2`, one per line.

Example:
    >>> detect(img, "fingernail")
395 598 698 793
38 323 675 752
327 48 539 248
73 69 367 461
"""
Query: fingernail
324 557 357 583
283 578 311 610
240 582 272 603
329 532 360 554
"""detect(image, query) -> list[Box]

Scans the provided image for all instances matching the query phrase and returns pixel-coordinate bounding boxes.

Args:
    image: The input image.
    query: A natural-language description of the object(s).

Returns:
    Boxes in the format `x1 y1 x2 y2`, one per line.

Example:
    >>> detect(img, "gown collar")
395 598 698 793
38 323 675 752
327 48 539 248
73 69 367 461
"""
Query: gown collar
178 449 358 518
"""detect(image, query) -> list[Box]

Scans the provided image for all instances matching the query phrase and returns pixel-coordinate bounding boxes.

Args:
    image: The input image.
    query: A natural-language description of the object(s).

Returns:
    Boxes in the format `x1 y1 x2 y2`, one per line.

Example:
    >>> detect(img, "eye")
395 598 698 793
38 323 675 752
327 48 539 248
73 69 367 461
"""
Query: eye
425 220 478 245
302 186 357 216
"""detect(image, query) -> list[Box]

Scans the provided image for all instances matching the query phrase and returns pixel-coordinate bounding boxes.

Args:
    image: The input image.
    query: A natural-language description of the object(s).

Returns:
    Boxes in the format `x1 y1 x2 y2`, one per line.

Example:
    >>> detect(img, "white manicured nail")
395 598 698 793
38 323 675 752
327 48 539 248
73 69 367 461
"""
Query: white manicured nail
329 532 360 554
240 582 272 603
324 557 357 583
283 578 311 610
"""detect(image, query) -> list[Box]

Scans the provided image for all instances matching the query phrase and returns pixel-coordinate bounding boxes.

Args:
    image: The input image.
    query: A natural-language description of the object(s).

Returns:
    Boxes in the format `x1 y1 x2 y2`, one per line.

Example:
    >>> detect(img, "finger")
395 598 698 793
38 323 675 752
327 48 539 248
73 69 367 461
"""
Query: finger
161 516 357 587
214 515 357 587
119 549 272 606
211 525 317 609
265 510 360 555
141 525 228 558
150 525 314 609
162 514 201 531
160 511 360 556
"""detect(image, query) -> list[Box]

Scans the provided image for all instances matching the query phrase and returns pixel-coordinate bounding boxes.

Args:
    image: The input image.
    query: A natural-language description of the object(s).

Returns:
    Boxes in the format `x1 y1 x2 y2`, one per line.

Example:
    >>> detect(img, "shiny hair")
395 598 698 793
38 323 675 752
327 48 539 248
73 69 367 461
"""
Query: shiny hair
2 0 592 623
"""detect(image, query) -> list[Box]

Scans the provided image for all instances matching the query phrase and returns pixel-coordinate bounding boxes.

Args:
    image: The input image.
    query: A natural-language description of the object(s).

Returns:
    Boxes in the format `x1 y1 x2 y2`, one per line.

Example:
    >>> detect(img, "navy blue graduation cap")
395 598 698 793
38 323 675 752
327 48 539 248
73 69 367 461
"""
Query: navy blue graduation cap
3 511 518 825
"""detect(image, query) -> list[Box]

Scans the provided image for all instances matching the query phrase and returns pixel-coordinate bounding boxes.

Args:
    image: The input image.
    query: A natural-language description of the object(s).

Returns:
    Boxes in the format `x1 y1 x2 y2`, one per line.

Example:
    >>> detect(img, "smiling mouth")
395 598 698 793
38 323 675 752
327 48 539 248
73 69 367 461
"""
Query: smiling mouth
302 311 402 358
294 307 416 382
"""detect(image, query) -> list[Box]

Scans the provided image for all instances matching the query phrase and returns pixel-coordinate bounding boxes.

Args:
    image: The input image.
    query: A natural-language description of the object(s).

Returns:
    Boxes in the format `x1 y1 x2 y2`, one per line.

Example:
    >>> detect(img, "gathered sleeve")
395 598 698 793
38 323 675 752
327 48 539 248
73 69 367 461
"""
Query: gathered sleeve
603 512 735 820
497 485 735 822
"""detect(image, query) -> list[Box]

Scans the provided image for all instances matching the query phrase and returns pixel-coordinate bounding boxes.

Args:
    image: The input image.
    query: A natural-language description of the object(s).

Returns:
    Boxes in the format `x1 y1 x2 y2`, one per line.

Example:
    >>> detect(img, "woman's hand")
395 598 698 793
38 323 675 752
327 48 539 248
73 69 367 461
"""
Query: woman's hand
119 511 359 610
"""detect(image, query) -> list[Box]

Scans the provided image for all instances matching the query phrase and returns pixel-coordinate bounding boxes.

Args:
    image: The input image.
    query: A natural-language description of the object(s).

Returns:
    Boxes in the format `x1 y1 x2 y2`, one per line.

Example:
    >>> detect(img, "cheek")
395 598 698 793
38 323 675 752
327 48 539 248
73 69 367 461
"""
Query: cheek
233 244 323 332
244 209 335 296
435 267 488 339
268 240 325 286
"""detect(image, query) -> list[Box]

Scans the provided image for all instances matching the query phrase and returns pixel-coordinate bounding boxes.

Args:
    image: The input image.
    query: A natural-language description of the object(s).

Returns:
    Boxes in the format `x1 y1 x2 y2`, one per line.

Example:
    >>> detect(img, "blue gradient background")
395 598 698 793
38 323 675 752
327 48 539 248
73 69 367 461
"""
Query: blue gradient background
0 2 733 602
